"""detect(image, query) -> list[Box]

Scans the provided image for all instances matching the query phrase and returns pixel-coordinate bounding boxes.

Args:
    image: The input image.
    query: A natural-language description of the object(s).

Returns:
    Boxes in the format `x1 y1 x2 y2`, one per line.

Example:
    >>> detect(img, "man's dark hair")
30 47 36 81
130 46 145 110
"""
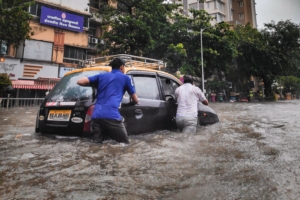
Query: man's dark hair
109 58 125 69
183 75 193 84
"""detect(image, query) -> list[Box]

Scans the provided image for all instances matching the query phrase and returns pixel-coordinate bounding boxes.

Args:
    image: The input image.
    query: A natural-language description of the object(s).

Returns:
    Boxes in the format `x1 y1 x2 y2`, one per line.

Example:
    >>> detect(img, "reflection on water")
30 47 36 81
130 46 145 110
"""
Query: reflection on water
1 101 300 199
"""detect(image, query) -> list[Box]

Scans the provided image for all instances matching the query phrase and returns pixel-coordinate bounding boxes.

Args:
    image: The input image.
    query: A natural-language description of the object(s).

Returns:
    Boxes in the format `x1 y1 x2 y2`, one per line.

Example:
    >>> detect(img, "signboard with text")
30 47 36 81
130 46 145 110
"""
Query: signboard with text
40 6 83 32
23 40 53 61
0 58 21 79
58 67 74 78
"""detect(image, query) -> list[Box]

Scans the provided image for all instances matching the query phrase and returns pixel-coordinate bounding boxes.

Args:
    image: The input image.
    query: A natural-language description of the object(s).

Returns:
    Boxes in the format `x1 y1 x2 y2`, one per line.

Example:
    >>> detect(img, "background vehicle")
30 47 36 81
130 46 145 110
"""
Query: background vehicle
35 55 219 136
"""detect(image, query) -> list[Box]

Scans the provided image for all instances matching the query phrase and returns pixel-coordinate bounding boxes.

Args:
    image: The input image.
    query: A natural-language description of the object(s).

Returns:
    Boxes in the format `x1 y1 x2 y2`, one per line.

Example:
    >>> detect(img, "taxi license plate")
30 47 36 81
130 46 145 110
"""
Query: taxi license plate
48 110 71 121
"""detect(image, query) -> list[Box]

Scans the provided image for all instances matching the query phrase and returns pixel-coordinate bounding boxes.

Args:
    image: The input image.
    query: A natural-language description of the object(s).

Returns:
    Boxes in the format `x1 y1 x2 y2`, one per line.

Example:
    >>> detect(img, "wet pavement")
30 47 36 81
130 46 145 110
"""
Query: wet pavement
0 101 300 199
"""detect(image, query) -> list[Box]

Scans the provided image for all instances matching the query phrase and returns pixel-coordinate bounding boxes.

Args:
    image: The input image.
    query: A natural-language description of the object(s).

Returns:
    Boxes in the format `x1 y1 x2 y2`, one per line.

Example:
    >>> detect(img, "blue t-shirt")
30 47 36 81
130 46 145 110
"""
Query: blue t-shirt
88 69 135 120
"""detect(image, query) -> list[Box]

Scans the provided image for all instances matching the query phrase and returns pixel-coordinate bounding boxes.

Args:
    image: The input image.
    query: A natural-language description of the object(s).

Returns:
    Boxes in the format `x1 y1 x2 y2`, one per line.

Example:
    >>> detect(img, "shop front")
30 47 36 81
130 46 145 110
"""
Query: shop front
12 78 60 98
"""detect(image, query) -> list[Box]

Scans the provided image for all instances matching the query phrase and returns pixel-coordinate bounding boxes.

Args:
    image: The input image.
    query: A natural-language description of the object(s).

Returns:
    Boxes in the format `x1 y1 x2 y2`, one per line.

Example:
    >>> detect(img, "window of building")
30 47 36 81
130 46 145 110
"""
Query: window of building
214 13 219 22
189 3 197 10
214 0 218 9
28 3 41 17
89 0 99 8
84 16 90 28
207 2 210 8
86 53 96 60
219 3 223 11
219 14 224 22
63 46 86 63
238 1 244 7
89 21 97 36
239 12 244 19
0 41 8 55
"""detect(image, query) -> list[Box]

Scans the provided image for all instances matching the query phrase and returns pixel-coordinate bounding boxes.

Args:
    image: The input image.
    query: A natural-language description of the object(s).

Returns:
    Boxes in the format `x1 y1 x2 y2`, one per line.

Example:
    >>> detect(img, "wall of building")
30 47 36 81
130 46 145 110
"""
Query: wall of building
0 58 59 80
183 0 257 27
64 31 88 48
231 0 256 27
36 0 90 15
185 0 231 26
2 0 98 82
30 21 55 43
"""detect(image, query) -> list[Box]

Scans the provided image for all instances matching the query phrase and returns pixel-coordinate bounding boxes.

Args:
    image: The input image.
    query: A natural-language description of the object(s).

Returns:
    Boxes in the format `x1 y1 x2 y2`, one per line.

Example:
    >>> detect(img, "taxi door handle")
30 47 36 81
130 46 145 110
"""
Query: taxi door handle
134 109 142 114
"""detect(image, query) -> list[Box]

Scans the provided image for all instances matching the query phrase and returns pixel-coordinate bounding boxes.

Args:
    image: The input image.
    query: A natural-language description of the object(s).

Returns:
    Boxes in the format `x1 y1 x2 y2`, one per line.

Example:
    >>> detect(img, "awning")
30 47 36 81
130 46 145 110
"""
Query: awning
37 77 61 82
12 80 58 90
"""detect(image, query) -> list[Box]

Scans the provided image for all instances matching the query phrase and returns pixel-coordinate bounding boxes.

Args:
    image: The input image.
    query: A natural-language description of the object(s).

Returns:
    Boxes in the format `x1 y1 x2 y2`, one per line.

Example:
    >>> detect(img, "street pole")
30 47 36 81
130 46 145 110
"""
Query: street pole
200 28 205 94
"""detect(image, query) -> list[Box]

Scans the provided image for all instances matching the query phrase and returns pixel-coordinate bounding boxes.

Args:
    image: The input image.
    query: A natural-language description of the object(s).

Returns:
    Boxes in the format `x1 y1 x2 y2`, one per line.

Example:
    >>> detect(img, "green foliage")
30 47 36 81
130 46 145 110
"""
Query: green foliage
99 3 300 97
0 0 34 48
206 79 228 92
164 43 187 74
102 0 180 56
0 73 12 94
234 21 300 96
101 2 237 81
159 9 237 78
200 22 237 78
277 76 300 95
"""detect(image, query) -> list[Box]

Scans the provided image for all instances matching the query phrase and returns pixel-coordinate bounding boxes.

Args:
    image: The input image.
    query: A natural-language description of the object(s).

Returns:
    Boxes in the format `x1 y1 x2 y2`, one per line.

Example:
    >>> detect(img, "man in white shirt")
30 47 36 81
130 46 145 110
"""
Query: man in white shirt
175 75 208 133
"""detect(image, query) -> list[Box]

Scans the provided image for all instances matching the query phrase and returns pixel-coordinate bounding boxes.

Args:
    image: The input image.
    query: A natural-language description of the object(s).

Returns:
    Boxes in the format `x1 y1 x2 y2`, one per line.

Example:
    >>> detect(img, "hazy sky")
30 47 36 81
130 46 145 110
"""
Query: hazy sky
256 0 300 29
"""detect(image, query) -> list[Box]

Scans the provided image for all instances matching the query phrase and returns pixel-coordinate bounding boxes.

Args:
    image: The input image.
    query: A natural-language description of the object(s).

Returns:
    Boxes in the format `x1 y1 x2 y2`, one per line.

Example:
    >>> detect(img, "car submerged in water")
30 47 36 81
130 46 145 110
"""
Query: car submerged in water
35 55 219 136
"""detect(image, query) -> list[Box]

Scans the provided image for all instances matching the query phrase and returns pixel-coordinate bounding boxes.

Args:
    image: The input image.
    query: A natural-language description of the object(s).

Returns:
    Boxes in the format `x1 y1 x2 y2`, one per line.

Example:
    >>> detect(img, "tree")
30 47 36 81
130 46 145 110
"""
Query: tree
164 43 187 74
175 9 237 79
206 79 228 93
100 2 237 83
101 0 180 56
259 20 300 95
234 21 300 96
233 23 265 92
0 73 12 96
277 76 300 96
0 0 34 50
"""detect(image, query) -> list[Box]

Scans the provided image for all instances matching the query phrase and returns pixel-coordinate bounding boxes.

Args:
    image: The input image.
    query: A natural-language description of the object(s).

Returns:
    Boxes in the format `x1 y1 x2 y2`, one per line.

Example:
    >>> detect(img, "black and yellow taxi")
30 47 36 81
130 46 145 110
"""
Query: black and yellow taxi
35 55 219 136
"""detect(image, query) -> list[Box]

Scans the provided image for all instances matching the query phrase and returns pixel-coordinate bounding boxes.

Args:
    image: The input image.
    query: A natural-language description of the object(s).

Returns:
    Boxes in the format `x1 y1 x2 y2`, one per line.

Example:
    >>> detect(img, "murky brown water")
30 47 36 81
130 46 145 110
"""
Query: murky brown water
0 101 300 199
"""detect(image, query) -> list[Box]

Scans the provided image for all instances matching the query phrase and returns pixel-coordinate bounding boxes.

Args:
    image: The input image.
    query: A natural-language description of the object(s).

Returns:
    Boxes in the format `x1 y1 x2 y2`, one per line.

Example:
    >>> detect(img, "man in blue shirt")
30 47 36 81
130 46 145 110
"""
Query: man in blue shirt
77 58 139 143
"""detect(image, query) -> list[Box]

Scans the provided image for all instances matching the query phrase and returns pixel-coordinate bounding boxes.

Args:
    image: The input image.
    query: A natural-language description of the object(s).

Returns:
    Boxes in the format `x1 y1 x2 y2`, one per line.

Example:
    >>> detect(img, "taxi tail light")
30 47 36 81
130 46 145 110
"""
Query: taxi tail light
83 105 94 132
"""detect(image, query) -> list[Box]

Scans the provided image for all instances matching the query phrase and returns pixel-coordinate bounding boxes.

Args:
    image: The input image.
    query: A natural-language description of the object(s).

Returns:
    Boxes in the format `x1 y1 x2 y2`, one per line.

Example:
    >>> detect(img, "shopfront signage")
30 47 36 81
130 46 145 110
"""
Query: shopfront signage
23 40 53 61
0 58 21 79
0 63 17 72
40 6 83 32
58 66 74 78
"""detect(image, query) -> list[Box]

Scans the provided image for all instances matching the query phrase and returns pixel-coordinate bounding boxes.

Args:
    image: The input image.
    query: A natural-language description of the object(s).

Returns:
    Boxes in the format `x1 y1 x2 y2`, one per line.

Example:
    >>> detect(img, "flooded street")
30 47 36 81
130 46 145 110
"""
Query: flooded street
0 101 300 199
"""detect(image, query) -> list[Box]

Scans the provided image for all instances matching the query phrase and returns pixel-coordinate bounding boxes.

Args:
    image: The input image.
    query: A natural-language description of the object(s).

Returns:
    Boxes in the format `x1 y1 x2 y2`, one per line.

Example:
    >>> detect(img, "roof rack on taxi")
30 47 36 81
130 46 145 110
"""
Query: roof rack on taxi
82 54 165 70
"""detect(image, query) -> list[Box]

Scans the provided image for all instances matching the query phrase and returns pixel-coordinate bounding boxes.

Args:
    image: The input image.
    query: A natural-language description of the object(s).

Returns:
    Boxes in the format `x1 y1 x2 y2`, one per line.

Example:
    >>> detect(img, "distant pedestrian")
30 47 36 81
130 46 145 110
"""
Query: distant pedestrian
175 75 208 133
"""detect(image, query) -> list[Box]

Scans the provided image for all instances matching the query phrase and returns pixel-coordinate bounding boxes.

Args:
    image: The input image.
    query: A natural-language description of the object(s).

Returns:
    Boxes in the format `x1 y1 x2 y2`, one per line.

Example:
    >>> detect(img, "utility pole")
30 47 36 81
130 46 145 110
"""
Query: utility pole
200 28 205 94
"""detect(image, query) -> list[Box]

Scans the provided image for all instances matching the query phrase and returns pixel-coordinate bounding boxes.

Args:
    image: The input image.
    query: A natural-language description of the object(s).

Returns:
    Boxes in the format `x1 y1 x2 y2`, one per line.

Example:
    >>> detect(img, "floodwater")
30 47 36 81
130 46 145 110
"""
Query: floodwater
0 101 300 200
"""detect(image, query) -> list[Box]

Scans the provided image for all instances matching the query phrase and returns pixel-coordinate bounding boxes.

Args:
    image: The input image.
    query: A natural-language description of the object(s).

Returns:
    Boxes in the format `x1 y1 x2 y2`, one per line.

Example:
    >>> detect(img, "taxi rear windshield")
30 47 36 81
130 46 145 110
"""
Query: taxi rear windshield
47 70 107 102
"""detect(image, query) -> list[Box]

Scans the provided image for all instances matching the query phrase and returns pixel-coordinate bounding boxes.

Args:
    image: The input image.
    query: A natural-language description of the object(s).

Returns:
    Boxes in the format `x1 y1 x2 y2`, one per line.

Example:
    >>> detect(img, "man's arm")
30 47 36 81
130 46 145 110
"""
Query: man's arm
77 77 90 86
130 93 139 105
195 87 208 106
201 99 208 106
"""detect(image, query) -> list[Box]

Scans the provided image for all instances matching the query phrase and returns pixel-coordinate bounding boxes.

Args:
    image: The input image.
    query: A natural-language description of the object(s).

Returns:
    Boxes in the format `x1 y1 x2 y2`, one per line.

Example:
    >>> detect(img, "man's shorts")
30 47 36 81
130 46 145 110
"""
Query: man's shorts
175 116 198 133
90 118 129 143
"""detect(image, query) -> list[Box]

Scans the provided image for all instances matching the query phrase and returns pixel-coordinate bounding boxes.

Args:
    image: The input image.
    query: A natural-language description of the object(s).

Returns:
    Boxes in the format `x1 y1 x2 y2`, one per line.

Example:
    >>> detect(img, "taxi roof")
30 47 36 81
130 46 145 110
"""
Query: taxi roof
64 66 180 83
64 54 180 83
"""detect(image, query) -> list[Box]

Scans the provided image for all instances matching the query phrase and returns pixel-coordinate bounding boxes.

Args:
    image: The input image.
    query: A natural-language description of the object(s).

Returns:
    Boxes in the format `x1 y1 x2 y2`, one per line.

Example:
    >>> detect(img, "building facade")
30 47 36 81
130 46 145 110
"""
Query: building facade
179 0 257 27
0 0 104 97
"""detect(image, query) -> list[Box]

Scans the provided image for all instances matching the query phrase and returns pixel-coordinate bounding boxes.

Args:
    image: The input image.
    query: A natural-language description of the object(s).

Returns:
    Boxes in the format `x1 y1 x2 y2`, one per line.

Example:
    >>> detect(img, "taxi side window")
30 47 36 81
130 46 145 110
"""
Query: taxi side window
159 77 179 96
132 76 160 100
